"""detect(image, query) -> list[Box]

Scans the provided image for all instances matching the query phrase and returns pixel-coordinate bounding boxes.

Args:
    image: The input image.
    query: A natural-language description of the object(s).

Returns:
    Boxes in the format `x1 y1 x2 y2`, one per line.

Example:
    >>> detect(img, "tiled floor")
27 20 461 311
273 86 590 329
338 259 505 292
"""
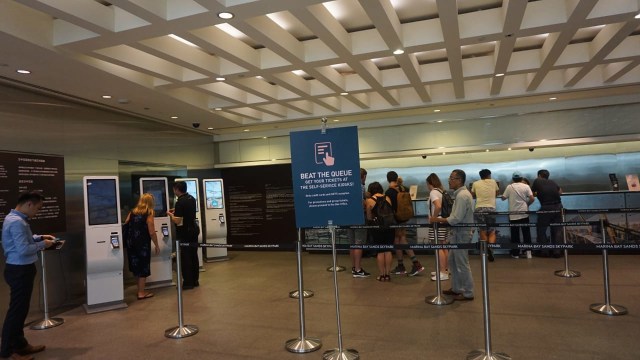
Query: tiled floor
23 251 640 359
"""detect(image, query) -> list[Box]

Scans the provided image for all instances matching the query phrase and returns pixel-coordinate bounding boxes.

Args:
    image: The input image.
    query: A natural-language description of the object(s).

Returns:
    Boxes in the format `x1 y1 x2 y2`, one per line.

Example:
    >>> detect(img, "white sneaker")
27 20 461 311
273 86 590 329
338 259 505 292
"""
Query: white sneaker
431 270 449 276
431 272 449 281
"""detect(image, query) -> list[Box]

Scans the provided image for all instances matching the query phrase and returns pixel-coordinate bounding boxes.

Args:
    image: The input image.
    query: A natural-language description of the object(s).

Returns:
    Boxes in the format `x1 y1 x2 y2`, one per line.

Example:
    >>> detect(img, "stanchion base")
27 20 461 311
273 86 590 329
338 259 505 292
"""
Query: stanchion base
30 318 64 330
554 269 581 278
467 350 511 360
322 348 359 360
590 303 628 316
326 265 345 272
289 290 314 299
164 325 199 339
285 337 322 353
425 294 454 305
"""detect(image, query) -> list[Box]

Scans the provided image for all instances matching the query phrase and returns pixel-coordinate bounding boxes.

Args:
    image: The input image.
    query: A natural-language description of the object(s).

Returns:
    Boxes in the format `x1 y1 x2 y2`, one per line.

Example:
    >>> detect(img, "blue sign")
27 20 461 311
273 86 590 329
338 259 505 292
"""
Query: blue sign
290 126 364 228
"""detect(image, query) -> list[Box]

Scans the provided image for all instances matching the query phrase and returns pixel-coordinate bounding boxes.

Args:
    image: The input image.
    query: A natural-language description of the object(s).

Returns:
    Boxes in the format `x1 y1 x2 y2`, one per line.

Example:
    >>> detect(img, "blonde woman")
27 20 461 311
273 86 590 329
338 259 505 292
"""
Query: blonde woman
124 193 160 299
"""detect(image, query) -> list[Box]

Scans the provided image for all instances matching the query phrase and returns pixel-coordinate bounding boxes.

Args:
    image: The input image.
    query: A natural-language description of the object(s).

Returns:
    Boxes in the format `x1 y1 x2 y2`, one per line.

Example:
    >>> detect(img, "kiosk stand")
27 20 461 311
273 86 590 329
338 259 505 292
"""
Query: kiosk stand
31 248 64 329
140 178 174 288
203 179 228 262
175 178 205 271
83 176 127 313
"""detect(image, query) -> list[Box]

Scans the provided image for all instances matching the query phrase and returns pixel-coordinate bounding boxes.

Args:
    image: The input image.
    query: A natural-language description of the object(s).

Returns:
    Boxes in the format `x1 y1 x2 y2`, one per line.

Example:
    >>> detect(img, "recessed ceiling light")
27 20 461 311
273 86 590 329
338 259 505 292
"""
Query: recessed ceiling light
215 77 226 81
207 127 214 130
540 139 547 142
256 75 263 79
495 73 505 77
243 129 249 132
171 116 178 119
438 146 445 149
218 12 234 20
436 120 443 123
102 95 112 99
16 69 30 74
434 109 441 112
442 152 446 155
340 92 348 96
393 49 405 55
549 97 557 100
262 136 267 139
214 107 222 111
333 119 340 122
508 147 512 151
486 149 490 152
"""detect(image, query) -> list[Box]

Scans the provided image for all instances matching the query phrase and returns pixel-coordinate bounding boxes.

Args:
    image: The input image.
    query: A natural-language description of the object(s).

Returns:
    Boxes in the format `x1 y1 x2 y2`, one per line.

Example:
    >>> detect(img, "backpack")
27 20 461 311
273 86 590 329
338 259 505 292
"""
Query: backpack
435 188 454 218
394 186 414 222
372 196 397 227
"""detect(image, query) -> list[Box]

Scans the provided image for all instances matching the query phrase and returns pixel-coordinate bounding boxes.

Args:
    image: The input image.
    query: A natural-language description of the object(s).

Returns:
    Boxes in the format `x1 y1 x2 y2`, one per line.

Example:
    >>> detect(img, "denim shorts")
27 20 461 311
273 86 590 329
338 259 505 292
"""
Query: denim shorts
474 207 496 231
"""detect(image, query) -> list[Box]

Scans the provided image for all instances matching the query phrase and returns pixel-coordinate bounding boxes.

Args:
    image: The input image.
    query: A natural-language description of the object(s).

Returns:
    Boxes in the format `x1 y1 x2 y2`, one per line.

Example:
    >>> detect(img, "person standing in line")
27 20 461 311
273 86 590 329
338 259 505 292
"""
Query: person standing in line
385 171 424 276
1 191 55 360
531 169 563 258
351 168 370 278
426 173 449 281
501 172 534 258
430 170 475 301
471 169 499 261
123 193 160 299
365 182 395 282
168 181 199 289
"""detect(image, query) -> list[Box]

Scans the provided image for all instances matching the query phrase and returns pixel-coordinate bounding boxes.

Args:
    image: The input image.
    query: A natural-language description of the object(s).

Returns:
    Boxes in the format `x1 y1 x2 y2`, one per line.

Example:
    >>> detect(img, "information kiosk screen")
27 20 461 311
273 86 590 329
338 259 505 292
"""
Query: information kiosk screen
182 180 199 213
142 179 168 217
86 179 119 226
204 180 224 209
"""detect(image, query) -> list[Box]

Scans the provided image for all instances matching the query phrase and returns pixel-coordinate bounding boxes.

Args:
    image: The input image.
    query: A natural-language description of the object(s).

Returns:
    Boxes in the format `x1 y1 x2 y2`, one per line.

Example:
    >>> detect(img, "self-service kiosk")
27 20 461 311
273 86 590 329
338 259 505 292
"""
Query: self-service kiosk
83 176 127 313
139 178 174 288
175 178 205 271
203 179 228 261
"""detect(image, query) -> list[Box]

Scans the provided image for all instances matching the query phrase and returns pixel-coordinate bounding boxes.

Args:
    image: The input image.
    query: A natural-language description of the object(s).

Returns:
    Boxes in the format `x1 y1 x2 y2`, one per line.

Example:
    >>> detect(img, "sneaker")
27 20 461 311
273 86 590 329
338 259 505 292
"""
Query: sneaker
431 270 449 276
408 263 424 276
510 254 520 259
351 267 356 275
430 272 450 281
391 264 406 275
352 268 370 278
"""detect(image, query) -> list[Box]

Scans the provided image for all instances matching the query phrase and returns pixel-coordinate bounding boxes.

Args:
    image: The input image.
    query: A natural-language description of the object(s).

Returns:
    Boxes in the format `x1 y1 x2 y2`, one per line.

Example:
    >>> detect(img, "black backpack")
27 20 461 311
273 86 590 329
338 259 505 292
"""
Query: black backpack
435 188 454 218
372 196 397 227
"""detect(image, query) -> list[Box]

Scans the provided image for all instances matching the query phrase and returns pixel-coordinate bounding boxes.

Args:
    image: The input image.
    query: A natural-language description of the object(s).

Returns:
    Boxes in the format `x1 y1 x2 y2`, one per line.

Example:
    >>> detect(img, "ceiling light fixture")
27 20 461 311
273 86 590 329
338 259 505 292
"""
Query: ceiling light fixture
333 119 340 122
340 92 348 96
549 97 557 100
208 127 214 130
215 77 226 81
434 109 441 112
635 13 640 19
102 95 112 99
495 73 505 77
214 107 222 111
436 120 443 123
508 147 512 151
486 149 490 152
243 129 249 132
393 49 405 55
171 116 178 119
218 11 234 20
16 69 30 74
168 34 197 47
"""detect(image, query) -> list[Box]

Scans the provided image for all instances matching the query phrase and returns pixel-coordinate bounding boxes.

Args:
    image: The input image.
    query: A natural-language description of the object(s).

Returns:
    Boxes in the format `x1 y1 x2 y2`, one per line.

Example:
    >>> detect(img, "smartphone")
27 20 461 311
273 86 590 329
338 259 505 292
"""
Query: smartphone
110 235 120 249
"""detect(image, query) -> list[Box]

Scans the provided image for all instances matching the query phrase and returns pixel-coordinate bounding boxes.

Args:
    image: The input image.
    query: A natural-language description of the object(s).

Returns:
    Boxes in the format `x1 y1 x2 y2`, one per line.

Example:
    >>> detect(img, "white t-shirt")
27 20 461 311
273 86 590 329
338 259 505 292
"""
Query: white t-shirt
472 179 499 208
502 182 533 220
428 188 443 218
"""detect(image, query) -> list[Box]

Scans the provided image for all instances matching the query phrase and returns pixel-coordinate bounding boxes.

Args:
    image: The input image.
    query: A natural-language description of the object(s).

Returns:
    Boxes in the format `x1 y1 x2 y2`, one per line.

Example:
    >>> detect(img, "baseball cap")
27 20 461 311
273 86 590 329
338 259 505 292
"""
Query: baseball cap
512 171 523 179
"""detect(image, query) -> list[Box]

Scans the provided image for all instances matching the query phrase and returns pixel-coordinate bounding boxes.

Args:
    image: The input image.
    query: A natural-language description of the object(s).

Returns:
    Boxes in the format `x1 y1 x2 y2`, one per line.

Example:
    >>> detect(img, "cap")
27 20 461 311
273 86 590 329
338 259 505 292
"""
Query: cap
512 171 523 179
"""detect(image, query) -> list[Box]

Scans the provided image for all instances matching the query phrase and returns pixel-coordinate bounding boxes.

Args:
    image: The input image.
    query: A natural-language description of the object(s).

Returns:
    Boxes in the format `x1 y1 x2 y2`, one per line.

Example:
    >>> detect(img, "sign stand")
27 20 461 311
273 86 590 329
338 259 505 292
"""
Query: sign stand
323 221 359 360
590 217 627 316
285 229 321 353
555 209 581 278
30 250 64 330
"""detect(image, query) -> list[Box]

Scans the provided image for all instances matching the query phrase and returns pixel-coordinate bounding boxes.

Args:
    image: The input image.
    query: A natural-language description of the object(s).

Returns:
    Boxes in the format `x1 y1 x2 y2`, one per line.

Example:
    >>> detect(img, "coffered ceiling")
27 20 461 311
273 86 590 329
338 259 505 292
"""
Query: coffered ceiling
1 0 639 139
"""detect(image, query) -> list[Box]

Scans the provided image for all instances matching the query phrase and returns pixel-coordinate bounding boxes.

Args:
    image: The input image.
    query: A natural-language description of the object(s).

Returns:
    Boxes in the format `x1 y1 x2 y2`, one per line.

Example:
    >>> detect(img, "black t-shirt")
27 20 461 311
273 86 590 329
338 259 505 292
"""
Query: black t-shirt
531 178 561 205
385 186 403 212
174 193 197 241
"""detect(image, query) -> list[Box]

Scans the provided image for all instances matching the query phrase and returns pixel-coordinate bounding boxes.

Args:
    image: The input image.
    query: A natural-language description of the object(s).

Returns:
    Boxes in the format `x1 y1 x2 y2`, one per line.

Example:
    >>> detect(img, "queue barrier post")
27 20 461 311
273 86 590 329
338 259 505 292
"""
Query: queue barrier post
555 208 581 278
590 217 627 316
165 241 199 338
425 223 453 306
289 228 314 299
285 228 322 353
30 249 64 330
323 220 359 360
467 239 511 360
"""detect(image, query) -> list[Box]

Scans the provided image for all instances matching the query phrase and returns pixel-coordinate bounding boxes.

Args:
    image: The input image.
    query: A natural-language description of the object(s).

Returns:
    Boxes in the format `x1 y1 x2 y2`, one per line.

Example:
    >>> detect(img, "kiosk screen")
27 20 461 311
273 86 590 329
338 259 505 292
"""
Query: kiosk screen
86 179 119 226
142 179 168 217
182 180 199 213
205 180 224 209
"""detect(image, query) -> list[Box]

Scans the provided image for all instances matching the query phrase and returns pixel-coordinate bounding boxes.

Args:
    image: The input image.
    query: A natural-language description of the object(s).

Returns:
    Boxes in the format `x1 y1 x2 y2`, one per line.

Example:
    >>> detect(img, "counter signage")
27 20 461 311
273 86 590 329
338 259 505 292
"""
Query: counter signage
0 151 66 233
290 126 364 228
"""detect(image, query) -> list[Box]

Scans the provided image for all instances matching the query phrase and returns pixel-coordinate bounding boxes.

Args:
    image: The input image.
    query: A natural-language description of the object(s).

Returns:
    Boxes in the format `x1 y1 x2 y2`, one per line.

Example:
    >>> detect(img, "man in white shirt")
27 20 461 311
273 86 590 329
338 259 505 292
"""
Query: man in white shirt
501 172 534 258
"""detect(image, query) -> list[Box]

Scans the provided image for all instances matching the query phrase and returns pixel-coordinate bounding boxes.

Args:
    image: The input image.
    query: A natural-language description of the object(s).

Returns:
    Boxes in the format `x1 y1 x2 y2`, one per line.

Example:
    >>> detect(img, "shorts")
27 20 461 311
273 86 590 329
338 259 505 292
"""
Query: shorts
353 228 367 245
474 207 496 232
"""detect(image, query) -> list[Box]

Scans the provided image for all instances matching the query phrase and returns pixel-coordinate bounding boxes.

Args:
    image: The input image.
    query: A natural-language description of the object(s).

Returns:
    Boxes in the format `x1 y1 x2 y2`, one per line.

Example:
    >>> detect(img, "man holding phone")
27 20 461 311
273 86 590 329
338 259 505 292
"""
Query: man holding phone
1 191 55 360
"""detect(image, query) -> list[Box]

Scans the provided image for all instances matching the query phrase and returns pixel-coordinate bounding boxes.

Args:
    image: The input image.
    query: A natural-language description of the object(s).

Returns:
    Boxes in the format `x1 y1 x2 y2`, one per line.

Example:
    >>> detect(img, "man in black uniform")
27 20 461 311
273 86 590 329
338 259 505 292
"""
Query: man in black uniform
168 181 199 289
531 169 563 258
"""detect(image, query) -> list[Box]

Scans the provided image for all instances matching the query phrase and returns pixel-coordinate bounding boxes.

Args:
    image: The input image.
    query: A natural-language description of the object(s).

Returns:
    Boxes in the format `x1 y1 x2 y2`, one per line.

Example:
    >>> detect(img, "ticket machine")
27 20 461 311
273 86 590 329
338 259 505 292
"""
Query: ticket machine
203 179 228 261
175 178 205 271
139 177 174 288
83 176 127 313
